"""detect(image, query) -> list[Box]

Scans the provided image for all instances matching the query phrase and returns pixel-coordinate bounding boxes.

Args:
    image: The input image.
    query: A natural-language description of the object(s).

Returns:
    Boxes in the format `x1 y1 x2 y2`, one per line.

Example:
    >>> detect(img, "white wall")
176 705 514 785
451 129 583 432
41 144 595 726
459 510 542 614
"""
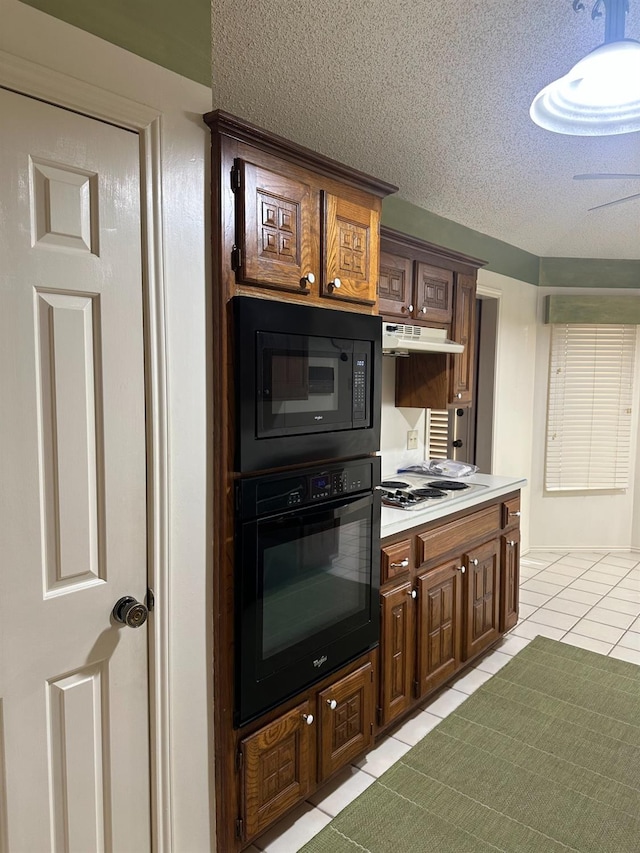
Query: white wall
529 288 640 552
1 4 214 849
380 269 538 552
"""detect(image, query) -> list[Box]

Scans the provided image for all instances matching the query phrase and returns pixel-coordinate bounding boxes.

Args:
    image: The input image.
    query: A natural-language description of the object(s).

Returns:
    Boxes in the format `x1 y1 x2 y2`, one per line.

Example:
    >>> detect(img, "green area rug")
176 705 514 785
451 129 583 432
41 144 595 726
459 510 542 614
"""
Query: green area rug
300 636 640 853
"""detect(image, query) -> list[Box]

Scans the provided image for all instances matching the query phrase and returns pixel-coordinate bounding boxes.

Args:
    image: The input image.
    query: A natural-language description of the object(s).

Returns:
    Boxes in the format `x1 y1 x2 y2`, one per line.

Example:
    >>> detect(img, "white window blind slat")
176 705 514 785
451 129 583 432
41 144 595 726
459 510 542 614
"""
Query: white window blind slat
545 324 636 491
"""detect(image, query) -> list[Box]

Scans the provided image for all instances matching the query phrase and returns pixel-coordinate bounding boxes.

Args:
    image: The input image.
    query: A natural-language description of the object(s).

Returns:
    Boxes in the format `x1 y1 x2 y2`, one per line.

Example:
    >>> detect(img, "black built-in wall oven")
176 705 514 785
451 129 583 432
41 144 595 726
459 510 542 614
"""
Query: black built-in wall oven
234 456 381 725
233 295 381 472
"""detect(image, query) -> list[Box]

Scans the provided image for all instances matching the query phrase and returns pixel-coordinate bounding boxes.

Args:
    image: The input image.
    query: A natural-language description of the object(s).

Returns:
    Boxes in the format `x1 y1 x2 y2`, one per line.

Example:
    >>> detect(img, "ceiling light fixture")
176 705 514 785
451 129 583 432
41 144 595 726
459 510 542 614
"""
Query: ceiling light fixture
530 0 640 135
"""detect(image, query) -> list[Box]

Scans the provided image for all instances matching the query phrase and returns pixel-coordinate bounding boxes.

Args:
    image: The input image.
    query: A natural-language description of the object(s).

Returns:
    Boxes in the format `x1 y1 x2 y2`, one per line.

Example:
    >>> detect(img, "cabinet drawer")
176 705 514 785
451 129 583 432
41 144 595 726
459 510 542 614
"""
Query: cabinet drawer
381 539 411 583
502 495 521 529
416 504 501 567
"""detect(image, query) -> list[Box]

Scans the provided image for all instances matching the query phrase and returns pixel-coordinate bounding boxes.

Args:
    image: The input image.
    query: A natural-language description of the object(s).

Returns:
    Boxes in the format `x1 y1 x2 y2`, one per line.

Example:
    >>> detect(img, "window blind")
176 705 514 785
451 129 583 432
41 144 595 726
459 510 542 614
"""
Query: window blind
427 408 449 460
545 324 637 491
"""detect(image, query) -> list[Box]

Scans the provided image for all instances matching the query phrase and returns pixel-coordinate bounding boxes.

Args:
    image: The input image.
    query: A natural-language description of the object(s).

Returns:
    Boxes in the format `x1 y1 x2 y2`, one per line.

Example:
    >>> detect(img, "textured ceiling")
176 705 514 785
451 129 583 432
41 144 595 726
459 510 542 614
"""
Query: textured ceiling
212 0 640 260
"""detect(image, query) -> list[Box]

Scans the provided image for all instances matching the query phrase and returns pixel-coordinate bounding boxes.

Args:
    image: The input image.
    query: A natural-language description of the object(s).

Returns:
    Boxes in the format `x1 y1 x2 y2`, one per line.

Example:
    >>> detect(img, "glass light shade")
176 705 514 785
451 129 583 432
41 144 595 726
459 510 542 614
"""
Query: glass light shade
530 39 640 135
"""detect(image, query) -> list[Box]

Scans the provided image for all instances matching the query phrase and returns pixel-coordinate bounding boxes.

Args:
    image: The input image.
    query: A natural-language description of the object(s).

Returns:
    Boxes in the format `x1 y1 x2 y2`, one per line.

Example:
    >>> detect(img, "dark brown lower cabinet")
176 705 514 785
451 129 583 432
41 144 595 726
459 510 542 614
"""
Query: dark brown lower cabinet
240 701 314 841
239 660 374 843
380 581 415 726
318 662 374 779
417 559 463 696
378 492 521 737
501 529 520 632
464 538 501 660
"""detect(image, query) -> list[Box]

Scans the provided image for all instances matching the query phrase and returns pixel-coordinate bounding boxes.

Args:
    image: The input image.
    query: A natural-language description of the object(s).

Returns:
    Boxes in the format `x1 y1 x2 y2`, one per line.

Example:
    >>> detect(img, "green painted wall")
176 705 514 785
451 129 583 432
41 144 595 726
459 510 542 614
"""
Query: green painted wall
545 295 640 323
539 257 640 289
20 0 210 86
382 196 540 285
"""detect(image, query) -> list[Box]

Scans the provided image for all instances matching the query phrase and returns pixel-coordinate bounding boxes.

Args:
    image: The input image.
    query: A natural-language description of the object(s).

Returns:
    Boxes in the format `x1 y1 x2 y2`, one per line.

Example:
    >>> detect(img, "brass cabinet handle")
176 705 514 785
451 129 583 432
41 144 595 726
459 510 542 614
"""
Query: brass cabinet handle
302 713 314 725
328 277 342 291
300 271 316 287
327 699 337 710
408 589 417 599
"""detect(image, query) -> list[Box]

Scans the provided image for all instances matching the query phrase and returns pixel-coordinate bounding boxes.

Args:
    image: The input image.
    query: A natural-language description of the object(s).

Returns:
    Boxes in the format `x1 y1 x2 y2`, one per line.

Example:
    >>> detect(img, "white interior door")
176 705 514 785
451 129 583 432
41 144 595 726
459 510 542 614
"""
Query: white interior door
0 87 150 852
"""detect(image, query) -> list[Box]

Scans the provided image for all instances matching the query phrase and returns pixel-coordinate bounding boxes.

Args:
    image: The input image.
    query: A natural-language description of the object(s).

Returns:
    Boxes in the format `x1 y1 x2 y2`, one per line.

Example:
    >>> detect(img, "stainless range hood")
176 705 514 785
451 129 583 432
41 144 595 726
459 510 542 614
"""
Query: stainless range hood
382 323 464 355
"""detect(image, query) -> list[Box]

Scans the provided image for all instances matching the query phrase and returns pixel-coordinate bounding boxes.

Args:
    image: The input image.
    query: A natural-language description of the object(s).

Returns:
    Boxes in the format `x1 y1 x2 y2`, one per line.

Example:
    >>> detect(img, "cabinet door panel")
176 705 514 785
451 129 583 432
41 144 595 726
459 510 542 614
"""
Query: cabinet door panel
378 251 413 320
417 560 462 697
318 662 374 781
415 263 453 324
323 193 379 306
450 272 476 404
464 539 500 660
241 701 314 840
237 159 318 293
501 530 520 632
380 582 415 727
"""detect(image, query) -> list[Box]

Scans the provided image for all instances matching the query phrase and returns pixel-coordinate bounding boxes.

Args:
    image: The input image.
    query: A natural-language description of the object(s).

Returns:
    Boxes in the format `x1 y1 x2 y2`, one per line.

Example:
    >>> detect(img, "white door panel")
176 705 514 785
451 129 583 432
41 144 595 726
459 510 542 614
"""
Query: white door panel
0 88 150 852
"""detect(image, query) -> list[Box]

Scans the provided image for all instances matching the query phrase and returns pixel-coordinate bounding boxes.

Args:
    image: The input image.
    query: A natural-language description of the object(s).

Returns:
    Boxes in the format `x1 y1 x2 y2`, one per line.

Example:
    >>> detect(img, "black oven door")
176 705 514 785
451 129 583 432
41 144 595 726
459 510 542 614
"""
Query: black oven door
235 492 380 726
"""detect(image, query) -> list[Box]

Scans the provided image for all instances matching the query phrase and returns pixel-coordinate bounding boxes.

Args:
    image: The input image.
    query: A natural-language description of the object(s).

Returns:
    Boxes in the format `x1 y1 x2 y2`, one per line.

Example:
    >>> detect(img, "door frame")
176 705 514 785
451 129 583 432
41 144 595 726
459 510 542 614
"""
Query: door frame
0 50 172 851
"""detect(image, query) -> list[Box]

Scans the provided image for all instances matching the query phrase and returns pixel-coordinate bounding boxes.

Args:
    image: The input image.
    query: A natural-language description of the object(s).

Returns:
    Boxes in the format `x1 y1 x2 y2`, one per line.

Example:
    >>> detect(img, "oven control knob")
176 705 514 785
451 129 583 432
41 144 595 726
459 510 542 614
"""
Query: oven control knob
327 699 338 710
302 713 314 725
328 277 342 291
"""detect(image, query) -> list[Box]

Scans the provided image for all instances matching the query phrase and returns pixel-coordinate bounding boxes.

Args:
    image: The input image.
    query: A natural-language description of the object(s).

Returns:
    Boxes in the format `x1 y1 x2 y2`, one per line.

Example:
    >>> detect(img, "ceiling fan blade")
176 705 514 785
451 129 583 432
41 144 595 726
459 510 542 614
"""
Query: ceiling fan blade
574 173 640 180
588 192 640 212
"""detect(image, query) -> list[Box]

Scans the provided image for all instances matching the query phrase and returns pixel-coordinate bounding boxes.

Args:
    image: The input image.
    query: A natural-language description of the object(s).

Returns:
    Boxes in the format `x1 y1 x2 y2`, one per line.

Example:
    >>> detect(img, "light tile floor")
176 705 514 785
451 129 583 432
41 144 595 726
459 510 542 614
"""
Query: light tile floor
248 549 640 852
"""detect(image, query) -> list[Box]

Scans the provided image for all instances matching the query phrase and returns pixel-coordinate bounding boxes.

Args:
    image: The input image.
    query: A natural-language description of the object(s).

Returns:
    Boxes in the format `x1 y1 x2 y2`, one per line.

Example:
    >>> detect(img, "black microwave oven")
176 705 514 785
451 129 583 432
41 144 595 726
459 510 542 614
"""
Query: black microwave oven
233 296 382 472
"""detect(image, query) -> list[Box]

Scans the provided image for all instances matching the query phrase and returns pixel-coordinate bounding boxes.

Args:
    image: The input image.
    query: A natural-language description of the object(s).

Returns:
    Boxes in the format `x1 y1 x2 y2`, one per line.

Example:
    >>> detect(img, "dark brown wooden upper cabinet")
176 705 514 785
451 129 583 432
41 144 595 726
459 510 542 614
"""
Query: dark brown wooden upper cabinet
321 193 380 306
379 227 482 329
378 251 413 320
235 158 319 295
204 110 397 313
415 263 453 325
449 272 476 405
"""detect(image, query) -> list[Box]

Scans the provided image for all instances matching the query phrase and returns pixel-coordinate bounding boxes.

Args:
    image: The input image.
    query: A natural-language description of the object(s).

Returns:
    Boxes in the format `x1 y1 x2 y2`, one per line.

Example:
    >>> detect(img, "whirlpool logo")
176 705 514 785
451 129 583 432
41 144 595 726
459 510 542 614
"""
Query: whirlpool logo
313 655 328 668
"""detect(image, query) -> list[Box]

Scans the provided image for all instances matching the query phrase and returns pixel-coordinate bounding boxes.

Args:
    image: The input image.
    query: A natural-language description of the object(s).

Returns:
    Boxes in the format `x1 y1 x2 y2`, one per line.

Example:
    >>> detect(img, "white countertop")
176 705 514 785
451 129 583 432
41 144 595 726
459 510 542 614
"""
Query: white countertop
380 472 527 539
